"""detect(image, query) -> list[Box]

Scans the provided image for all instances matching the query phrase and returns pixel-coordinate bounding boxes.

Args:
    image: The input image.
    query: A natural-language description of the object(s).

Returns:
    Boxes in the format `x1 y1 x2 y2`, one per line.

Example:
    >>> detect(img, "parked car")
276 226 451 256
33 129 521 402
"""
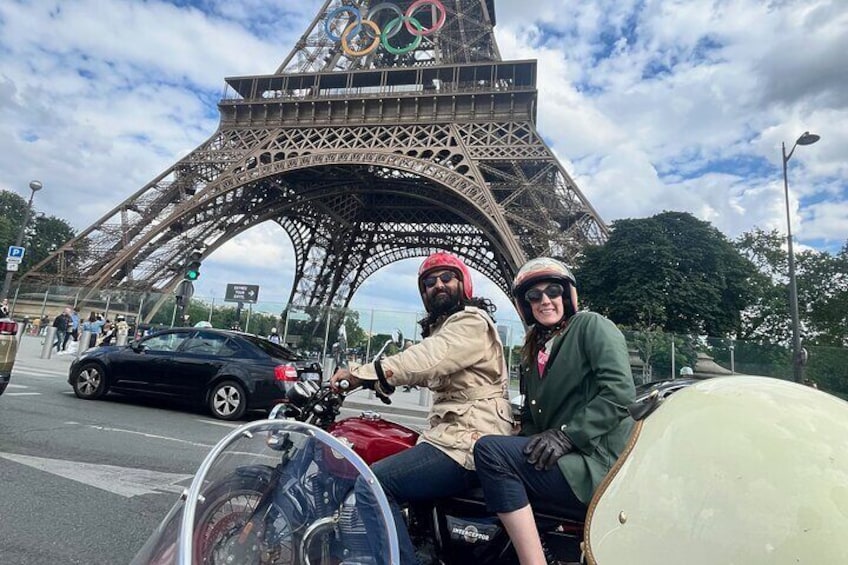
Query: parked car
0 318 19 396
67 328 322 420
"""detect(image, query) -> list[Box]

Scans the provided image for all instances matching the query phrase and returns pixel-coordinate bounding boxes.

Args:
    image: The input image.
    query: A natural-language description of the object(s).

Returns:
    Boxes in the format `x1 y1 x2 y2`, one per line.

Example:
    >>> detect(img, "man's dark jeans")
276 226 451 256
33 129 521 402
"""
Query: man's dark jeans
54 329 66 351
354 442 477 565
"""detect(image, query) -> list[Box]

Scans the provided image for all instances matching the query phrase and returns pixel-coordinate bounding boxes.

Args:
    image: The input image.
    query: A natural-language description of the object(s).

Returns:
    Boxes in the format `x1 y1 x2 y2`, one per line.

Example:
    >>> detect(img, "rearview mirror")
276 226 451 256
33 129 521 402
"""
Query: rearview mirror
130 340 145 352
391 329 404 347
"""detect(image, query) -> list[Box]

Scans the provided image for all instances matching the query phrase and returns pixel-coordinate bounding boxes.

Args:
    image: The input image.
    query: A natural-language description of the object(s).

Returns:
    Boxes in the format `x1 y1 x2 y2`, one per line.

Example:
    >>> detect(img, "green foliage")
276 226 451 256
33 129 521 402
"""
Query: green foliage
805 344 848 398
0 189 76 274
621 326 696 382
735 229 848 346
576 211 757 336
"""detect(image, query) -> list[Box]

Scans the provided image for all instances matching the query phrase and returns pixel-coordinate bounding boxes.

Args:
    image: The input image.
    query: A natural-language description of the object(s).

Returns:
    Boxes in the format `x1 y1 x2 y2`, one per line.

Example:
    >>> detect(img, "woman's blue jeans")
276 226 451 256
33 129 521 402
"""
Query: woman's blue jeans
354 442 477 565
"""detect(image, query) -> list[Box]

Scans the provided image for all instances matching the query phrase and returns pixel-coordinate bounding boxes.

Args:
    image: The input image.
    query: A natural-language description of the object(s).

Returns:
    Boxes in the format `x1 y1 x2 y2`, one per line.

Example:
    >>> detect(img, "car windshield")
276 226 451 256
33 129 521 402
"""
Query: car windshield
242 334 301 360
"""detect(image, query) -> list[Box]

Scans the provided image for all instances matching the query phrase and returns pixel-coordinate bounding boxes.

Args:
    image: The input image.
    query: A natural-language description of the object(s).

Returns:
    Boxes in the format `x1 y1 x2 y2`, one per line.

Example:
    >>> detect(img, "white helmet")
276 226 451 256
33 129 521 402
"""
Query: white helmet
271 327 278 333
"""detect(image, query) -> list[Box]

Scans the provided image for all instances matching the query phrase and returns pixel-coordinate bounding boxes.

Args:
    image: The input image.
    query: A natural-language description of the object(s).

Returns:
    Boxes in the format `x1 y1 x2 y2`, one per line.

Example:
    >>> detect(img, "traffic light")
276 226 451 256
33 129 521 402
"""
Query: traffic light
184 250 202 281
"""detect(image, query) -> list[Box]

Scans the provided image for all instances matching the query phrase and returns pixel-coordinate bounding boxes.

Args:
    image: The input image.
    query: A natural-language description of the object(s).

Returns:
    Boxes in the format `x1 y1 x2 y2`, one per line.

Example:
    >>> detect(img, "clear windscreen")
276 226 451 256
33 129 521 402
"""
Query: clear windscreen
131 420 398 565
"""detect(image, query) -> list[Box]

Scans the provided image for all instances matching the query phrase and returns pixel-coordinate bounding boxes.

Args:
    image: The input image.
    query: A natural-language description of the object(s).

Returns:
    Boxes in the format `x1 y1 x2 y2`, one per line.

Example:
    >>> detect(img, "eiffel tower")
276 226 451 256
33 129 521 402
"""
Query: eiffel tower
23 0 607 317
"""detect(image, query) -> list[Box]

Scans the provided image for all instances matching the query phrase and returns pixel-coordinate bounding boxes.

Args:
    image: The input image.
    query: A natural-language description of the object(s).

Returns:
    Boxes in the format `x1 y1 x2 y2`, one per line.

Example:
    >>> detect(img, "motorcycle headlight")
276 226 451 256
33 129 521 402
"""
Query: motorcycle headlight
286 381 314 406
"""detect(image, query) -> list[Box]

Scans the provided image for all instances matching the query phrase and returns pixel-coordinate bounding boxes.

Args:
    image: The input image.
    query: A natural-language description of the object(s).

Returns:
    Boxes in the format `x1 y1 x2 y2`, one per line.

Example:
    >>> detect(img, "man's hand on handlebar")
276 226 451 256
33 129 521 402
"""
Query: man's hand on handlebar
329 368 363 391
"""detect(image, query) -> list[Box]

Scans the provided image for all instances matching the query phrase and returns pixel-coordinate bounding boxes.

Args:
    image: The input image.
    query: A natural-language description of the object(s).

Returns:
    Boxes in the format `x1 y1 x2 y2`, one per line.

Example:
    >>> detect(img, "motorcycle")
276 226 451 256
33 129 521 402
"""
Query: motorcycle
131 331 584 564
133 330 848 565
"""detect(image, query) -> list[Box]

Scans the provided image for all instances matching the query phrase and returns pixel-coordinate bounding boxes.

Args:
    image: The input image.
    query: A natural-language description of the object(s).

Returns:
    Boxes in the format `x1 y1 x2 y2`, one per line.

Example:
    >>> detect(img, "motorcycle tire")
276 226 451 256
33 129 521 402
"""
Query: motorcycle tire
193 476 298 565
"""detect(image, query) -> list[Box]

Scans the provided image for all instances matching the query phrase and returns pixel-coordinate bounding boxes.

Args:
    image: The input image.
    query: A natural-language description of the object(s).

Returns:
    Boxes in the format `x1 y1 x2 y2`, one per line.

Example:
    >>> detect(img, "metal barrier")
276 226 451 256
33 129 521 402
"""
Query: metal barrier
41 327 56 359
15 321 27 346
78 331 92 357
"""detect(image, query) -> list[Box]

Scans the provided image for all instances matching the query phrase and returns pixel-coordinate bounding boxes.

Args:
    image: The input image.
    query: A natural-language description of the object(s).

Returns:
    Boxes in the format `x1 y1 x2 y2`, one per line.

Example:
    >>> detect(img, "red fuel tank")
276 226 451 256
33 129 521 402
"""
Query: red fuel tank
329 414 420 466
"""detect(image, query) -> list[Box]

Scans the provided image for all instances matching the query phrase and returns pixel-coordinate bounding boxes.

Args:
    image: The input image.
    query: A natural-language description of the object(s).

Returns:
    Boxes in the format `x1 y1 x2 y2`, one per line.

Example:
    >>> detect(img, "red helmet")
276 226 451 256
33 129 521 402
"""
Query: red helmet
417 252 473 306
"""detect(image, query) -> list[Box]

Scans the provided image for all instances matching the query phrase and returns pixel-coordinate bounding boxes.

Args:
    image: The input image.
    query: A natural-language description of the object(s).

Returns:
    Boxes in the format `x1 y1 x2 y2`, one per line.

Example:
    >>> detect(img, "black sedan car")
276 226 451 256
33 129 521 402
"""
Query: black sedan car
68 328 322 420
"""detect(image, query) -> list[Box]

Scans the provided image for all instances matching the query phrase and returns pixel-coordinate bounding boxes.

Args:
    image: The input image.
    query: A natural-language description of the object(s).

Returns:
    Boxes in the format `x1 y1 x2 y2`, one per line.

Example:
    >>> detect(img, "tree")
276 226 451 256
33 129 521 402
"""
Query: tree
576 211 757 336
0 189 75 276
735 229 848 346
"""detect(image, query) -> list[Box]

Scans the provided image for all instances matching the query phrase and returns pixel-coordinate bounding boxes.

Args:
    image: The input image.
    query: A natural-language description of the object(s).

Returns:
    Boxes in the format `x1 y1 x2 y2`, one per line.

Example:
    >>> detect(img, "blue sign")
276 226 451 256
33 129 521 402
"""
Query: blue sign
7 246 25 260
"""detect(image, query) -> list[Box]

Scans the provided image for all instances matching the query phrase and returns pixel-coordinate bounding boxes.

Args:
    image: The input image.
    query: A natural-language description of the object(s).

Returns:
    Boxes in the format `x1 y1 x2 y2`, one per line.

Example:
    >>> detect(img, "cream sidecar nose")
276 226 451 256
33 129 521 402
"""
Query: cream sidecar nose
585 376 848 565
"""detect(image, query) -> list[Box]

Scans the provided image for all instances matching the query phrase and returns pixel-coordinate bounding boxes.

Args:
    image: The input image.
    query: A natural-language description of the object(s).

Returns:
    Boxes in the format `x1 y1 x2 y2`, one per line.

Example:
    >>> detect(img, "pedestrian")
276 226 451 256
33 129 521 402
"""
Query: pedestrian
52 308 71 351
115 315 129 342
267 327 281 344
98 322 117 346
81 312 101 348
0 298 10 318
329 252 515 565
472 257 636 565
70 307 81 341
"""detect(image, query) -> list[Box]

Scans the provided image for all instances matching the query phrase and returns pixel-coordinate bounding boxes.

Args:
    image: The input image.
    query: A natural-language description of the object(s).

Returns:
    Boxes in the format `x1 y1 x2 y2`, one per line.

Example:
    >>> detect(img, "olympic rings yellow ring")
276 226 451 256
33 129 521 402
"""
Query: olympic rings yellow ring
341 19 381 57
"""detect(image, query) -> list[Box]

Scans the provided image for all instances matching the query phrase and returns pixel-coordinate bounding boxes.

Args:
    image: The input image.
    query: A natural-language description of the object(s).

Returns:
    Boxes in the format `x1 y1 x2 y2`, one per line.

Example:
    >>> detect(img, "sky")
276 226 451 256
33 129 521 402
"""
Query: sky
1 0 846 332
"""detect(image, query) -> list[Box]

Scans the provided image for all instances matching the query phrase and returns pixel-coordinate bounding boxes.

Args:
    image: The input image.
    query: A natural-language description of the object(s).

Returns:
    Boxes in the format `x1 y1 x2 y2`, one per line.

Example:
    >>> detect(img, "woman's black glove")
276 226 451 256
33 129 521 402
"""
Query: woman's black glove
524 429 574 470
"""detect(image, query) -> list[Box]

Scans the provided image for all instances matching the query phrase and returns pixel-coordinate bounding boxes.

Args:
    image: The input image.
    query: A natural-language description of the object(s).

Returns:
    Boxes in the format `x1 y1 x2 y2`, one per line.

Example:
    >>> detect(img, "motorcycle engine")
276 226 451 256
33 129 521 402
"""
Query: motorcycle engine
338 492 371 556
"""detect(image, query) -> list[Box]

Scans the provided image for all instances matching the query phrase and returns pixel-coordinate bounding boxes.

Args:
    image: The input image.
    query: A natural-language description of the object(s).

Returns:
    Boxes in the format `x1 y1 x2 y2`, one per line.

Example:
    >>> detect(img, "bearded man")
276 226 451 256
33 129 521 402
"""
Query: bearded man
330 252 515 565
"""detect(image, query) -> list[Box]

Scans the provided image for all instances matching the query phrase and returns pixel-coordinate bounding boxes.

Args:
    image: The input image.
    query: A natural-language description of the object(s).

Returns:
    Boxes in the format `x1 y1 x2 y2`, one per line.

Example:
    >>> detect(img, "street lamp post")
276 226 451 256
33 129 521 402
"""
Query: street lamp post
782 132 819 383
1 180 43 302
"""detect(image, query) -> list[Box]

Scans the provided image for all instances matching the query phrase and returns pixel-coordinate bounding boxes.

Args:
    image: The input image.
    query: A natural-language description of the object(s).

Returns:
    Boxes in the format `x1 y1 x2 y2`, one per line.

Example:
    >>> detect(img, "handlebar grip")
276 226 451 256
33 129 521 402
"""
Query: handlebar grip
338 379 351 390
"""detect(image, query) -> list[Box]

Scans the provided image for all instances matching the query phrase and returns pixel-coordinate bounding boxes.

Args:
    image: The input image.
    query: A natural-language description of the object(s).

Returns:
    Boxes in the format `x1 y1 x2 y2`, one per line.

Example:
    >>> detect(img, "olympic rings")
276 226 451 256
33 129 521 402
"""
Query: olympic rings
324 0 447 57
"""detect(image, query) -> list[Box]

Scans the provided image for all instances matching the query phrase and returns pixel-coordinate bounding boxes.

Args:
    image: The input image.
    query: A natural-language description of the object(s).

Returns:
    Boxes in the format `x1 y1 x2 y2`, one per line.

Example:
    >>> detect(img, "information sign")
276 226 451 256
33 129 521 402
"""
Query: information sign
225 283 260 304
7 246 24 262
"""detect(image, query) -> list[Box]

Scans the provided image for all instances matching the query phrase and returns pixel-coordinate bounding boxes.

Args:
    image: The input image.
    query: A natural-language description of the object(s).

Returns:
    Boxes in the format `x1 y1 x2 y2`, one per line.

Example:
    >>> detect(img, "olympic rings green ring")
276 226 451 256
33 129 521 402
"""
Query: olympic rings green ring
381 16 423 55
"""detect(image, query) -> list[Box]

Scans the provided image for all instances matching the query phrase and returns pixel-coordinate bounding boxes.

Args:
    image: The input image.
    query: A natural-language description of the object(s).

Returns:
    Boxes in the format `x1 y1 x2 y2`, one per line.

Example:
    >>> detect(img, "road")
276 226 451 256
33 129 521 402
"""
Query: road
0 350 427 564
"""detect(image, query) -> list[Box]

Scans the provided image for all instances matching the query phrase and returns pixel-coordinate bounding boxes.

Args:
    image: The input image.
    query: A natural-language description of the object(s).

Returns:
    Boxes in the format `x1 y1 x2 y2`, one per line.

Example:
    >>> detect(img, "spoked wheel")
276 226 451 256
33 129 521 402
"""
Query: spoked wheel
208 380 247 420
72 362 107 399
194 482 298 565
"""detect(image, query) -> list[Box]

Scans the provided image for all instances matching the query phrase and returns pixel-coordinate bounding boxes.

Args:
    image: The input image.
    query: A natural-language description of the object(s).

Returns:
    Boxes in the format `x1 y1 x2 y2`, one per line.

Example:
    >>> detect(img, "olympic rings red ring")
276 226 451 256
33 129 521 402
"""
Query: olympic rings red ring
325 0 447 56
405 0 447 37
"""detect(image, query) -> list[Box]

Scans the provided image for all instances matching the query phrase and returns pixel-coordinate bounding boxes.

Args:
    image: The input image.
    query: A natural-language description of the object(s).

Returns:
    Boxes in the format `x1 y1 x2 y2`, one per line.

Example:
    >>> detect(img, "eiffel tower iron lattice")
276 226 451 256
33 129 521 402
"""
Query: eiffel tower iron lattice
22 0 608 320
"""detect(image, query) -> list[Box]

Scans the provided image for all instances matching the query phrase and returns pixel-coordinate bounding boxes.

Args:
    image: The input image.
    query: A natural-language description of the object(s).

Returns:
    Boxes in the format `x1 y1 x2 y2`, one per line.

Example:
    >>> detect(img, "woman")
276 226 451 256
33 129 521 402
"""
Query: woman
473 257 635 564
81 312 99 348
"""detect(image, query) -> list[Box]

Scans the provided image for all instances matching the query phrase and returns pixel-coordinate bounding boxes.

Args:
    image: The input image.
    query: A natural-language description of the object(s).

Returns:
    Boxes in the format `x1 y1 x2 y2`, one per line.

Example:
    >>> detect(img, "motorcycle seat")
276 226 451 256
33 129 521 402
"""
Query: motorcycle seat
450 486 587 525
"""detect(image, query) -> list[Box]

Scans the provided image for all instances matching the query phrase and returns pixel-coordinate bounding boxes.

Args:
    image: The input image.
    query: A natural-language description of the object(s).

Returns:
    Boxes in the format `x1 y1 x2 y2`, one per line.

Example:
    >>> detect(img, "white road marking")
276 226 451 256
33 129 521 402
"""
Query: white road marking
196 419 240 428
5 392 41 396
0 451 193 498
85 424 215 449
7 383 28 389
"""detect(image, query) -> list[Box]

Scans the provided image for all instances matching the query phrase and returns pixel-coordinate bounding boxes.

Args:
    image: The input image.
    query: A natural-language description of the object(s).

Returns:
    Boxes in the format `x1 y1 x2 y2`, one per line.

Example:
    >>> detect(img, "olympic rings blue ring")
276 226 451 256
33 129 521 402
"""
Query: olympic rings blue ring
324 6 361 43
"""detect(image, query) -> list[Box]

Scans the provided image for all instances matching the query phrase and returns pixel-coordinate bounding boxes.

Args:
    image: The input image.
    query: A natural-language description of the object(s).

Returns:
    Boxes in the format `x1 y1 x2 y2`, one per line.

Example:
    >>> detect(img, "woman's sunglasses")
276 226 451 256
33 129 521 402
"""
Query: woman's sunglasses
423 271 457 288
525 283 565 303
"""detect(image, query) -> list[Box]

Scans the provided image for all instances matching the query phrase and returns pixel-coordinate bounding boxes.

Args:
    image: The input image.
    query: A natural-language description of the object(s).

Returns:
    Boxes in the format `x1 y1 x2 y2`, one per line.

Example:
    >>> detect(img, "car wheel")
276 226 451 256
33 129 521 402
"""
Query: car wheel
208 380 247 420
73 362 107 399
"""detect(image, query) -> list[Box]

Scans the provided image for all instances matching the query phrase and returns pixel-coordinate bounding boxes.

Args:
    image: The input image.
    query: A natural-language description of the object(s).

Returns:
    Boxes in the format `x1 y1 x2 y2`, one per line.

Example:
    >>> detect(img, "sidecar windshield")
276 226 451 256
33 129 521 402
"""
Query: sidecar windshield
131 419 399 565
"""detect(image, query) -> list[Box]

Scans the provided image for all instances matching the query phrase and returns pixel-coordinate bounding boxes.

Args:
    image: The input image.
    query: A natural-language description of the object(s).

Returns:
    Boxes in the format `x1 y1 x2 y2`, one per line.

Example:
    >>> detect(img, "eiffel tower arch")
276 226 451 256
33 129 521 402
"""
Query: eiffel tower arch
23 0 608 319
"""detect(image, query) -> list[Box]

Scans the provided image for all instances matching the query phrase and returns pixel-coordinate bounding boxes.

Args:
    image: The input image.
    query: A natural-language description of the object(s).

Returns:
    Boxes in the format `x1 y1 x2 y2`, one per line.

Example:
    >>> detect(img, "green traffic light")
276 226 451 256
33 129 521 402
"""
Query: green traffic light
186 270 199 280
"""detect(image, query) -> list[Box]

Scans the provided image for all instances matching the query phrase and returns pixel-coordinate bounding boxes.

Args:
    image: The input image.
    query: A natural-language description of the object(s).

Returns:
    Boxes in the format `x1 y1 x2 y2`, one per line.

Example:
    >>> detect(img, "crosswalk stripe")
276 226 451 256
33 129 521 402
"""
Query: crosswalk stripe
12 366 67 377
7 383 28 389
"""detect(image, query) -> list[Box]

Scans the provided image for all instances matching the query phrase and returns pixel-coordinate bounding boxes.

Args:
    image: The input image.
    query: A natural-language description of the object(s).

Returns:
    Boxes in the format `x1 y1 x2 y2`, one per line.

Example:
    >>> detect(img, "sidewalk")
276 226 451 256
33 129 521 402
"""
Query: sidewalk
15 334 77 374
